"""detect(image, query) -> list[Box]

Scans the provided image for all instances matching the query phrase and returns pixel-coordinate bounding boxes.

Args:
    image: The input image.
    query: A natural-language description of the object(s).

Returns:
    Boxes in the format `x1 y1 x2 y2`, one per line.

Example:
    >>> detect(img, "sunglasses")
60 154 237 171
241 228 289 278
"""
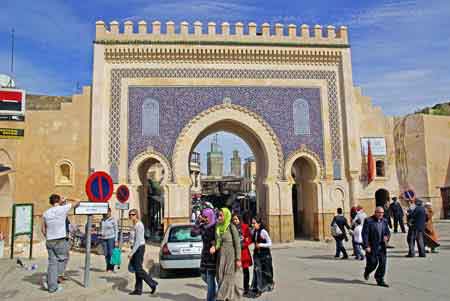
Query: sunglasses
129 213 136 216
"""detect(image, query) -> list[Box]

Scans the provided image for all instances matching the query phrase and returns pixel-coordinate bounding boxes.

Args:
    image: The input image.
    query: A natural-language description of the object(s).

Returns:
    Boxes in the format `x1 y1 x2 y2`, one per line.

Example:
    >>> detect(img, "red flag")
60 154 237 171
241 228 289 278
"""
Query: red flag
367 141 375 183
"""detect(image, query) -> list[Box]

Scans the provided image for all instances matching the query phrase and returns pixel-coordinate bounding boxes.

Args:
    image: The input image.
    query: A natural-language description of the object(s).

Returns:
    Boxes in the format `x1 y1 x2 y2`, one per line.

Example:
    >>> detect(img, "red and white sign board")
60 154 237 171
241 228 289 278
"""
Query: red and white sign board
0 88 26 116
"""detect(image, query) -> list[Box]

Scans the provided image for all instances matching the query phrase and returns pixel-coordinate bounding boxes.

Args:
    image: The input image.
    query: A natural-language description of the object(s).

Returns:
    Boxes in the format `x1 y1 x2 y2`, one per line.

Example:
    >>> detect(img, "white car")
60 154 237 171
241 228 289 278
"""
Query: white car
159 224 203 277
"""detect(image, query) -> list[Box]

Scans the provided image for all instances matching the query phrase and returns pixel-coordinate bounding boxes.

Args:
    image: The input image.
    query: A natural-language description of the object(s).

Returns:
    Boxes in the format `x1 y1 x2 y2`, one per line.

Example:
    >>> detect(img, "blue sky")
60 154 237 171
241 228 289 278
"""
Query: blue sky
1 0 449 167
1 0 449 114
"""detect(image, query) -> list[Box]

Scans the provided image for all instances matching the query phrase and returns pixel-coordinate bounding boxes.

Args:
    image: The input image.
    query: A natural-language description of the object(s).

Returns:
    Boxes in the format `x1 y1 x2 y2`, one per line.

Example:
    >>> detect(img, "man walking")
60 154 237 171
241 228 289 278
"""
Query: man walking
128 209 158 295
331 208 351 259
362 207 391 287
409 200 427 257
42 194 80 293
389 197 405 233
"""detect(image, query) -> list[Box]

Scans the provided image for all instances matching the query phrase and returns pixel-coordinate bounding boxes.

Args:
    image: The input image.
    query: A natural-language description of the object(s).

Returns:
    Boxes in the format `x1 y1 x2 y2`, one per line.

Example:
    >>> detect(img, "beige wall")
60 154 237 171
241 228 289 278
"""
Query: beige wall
352 87 400 213
0 87 91 217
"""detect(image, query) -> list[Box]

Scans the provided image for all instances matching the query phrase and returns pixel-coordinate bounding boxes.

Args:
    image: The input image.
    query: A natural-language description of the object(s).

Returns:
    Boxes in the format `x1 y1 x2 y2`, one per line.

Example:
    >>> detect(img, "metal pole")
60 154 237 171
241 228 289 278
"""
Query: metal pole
10 28 15 75
84 215 92 288
119 209 124 250
29 205 34 259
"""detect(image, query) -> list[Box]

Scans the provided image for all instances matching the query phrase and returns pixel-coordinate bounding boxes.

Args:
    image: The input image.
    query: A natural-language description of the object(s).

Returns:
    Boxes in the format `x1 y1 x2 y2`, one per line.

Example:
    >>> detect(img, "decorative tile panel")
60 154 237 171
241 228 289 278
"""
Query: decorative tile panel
109 68 342 177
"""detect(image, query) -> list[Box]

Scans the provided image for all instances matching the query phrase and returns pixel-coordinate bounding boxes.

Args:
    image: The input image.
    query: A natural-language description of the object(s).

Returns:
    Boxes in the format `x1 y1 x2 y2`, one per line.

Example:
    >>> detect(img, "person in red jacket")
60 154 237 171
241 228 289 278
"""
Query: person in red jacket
232 213 253 297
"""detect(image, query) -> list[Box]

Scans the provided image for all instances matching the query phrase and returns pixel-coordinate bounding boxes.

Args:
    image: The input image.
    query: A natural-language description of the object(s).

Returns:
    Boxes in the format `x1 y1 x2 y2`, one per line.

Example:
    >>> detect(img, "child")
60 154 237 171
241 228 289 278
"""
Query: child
353 219 364 260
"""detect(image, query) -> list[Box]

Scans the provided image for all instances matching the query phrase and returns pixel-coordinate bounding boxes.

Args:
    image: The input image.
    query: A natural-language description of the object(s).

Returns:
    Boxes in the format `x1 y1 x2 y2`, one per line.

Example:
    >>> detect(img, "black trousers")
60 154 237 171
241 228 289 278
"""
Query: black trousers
243 267 250 292
130 245 158 293
365 249 387 282
393 216 405 233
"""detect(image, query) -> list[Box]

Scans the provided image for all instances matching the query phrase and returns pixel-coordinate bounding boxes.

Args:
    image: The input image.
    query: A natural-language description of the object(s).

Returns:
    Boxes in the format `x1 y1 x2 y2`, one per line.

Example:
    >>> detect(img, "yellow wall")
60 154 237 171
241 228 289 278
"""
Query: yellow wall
0 87 91 217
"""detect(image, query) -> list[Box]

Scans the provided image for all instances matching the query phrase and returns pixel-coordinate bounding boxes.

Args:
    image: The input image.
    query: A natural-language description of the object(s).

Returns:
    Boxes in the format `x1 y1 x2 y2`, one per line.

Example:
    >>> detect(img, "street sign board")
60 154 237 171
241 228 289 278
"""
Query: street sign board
0 88 26 116
75 202 109 215
85 171 113 202
115 201 130 210
116 185 130 203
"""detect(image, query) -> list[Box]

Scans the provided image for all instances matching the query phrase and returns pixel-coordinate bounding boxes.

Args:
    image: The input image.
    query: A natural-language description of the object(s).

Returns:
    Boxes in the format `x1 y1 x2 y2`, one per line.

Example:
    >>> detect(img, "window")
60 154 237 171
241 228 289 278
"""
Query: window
55 160 74 186
376 160 385 177
293 98 310 135
142 98 159 136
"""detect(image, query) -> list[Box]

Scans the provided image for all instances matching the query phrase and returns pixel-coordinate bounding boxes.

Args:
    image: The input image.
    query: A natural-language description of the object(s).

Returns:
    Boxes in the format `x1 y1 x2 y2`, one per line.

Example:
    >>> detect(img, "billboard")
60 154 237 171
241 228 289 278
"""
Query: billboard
0 88 26 117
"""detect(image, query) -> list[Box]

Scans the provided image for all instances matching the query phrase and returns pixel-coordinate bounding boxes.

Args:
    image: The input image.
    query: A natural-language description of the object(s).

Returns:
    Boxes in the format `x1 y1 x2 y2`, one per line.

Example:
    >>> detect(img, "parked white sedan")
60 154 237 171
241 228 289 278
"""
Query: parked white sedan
159 224 203 277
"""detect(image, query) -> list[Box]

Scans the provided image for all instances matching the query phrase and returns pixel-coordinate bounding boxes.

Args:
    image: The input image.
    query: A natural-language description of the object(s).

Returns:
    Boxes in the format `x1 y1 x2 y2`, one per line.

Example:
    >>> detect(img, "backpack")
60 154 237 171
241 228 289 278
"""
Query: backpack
331 221 343 237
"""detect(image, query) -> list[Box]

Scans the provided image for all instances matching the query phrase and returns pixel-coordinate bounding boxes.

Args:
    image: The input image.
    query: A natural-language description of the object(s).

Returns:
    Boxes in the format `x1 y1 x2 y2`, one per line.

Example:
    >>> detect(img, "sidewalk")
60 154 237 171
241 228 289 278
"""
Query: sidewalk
0 243 161 301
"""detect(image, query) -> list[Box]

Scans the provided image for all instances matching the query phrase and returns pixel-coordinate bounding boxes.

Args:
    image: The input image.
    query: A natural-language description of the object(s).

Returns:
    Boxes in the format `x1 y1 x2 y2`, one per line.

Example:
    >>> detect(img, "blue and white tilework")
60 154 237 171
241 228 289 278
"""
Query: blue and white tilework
128 86 324 168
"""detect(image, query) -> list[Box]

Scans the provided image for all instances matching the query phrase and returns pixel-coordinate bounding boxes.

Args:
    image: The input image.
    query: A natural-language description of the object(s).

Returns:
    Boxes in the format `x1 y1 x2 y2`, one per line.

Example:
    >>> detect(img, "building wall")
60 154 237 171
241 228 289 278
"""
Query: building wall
0 87 91 241
352 87 400 214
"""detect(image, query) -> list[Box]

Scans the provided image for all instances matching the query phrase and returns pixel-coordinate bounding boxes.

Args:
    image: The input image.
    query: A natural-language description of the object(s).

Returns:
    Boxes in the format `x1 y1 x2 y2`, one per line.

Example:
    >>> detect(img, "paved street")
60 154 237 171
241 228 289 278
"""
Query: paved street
1 222 449 301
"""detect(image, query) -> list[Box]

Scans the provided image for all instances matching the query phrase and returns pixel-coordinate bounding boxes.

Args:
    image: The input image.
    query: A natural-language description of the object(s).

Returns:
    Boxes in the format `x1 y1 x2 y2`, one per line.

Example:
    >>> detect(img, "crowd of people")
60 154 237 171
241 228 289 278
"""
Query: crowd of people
330 196 441 288
41 193 274 299
191 207 275 300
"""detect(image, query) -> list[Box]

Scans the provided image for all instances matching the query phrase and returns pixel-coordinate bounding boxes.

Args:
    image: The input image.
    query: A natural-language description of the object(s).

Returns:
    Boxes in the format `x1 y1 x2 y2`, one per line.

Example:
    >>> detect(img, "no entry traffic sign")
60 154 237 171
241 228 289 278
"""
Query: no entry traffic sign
85 171 113 202
116 185 130 203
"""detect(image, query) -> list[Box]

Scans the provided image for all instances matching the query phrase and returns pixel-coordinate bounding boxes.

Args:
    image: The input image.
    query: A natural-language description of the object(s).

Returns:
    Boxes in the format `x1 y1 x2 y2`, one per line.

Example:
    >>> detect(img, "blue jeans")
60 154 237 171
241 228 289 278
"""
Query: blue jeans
354 243 364 259
201 270 216 301
102 238 115 271
334 237 348 258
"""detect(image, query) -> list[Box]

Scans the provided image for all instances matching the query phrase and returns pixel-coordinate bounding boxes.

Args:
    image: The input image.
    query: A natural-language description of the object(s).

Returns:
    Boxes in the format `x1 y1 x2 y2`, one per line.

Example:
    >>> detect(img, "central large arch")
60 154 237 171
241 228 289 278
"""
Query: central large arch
171 103 293 241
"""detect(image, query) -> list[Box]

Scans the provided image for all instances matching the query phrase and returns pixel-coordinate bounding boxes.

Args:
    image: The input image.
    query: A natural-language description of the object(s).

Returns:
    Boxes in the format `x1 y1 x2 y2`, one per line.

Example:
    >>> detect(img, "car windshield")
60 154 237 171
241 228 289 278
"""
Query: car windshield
168 226 202 243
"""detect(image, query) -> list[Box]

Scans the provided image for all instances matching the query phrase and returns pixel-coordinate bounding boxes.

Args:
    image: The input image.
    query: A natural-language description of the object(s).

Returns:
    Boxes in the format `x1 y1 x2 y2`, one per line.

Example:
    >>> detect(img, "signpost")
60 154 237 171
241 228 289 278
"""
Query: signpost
115 185 130 249
83 171 113 288
10 204 34 259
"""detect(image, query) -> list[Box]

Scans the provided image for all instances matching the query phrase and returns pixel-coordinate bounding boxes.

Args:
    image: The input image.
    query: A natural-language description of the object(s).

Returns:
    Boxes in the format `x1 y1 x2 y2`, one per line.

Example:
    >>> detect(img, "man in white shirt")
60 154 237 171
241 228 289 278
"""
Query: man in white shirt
42 194 80 293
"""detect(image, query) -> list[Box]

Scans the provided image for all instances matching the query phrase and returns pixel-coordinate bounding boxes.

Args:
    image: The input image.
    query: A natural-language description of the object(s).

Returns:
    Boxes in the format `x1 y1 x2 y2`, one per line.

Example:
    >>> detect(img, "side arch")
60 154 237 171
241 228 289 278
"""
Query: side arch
285 145 324 183
129 149 172 186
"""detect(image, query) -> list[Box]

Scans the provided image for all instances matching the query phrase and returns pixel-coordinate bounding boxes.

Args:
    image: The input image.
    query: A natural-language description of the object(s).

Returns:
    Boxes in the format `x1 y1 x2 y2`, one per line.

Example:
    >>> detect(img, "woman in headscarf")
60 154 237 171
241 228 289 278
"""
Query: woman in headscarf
232 214 253 297
191 208 218 301
210 208 241 301
249 217 274 298
424 202 440 253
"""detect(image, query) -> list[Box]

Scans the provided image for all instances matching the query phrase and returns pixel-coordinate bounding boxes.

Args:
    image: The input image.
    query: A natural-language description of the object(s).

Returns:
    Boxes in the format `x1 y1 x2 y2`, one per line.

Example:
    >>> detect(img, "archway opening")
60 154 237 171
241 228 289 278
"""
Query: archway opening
375 188 390 208
291 157 318 239
137 157 166 241
188 121 267 222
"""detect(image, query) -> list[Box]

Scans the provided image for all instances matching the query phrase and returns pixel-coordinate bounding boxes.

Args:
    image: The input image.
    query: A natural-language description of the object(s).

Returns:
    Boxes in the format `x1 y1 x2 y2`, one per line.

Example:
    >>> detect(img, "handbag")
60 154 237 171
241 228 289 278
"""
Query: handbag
128 261 136 273
110 247 122 266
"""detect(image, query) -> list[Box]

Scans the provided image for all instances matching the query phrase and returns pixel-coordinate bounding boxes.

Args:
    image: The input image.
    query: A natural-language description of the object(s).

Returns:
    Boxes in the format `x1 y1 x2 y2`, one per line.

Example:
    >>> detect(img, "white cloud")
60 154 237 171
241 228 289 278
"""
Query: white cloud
346 0 450 115
126 0 260 22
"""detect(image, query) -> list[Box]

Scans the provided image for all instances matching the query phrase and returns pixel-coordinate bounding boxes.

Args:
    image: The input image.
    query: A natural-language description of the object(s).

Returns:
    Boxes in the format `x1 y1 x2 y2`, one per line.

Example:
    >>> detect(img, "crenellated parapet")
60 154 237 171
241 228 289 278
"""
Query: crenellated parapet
95 20 349 47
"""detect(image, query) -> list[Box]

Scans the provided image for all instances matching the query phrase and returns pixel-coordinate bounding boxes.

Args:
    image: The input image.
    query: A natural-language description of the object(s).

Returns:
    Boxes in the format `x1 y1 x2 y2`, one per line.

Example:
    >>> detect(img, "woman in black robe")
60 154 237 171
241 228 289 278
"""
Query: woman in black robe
249 217 274 298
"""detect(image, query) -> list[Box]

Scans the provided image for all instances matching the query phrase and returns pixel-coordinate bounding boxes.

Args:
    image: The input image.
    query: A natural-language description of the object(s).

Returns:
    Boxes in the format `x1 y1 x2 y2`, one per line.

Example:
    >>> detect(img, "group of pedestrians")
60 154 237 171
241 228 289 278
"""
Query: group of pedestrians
192 207 275 300
330 195 441 288
41 194 158 295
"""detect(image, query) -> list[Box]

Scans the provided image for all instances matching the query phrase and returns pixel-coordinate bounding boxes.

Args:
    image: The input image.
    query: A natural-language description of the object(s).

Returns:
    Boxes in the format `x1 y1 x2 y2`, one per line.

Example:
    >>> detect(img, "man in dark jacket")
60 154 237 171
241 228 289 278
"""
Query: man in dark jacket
362 207 391 287
389 197 405 233
407 200 426 257
331 208 351 259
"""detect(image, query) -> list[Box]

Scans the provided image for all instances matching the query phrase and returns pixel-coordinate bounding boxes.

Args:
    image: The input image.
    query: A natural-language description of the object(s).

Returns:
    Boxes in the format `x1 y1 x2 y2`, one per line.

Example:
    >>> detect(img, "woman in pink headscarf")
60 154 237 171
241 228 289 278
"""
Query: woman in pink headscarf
191 208 218 301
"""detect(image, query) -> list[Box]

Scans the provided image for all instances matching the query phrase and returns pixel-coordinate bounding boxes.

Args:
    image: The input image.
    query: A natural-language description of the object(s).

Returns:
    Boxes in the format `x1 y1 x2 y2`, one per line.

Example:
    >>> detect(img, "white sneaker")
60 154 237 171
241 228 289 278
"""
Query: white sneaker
41 276 48 290
50 286 63 294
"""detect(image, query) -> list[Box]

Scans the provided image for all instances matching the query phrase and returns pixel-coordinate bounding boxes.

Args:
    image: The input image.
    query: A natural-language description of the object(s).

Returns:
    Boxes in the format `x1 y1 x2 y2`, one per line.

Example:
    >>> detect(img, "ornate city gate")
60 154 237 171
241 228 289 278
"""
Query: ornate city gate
91 20 356 241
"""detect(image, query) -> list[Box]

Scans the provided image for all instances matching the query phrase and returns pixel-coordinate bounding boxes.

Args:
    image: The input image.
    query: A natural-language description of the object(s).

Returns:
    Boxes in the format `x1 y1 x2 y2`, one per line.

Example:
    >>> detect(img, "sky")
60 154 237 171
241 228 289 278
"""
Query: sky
0 0 449 167
193 132 253 175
